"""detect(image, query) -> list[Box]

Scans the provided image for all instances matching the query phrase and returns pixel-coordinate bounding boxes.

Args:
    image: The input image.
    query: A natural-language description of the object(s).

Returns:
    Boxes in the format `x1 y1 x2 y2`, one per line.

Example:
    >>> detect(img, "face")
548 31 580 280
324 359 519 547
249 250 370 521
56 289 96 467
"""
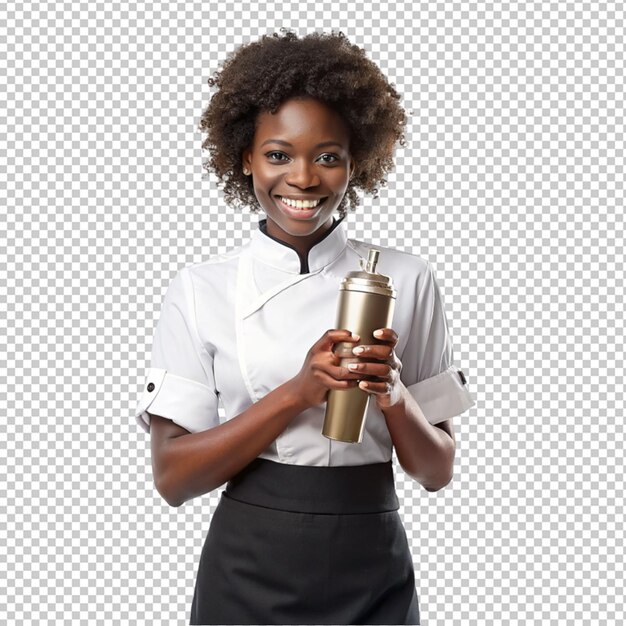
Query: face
242 96 355 249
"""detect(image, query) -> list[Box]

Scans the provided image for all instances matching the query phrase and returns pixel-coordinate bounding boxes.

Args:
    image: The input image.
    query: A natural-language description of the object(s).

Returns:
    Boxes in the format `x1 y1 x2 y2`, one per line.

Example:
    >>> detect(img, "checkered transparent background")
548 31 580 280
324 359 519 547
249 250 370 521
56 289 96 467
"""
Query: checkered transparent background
1 2 624 624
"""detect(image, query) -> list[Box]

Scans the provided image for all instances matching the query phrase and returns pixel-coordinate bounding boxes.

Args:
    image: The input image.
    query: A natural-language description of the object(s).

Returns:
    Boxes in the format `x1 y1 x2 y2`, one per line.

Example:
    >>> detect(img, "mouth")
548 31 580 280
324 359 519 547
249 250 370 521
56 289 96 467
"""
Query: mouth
275 196 328 219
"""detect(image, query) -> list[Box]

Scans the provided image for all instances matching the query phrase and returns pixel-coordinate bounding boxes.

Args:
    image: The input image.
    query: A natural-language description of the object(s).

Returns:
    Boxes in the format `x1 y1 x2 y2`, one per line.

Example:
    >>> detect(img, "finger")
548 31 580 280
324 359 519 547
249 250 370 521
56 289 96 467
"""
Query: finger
346 361 392 378
330 330 362 359
358 380 390 393
315 369 361 390
373 328 399 344
352 344 394 360
319 329 360 352
326 361 366 380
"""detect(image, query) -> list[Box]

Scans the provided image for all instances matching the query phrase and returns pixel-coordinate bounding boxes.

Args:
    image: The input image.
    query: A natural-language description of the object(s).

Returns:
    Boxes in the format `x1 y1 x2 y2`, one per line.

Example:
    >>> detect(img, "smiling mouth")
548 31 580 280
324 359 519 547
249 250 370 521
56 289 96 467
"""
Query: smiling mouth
276 196 328 209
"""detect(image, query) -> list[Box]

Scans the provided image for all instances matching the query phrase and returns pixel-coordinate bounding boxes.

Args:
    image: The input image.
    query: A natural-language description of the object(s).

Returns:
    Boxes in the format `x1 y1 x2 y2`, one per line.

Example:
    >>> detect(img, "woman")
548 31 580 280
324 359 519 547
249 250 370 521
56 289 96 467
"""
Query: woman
134 30 475 625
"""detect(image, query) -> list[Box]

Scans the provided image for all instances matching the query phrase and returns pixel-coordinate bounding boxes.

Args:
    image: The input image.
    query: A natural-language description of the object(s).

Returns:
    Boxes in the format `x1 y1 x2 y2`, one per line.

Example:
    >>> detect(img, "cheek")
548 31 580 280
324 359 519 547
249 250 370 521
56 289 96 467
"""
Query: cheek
252 168 281 193
327 168 351 190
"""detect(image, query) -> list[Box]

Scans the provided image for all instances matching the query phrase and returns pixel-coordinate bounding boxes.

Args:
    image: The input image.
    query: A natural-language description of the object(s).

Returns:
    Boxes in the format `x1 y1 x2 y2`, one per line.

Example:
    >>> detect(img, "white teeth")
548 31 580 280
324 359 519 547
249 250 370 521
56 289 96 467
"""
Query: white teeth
280 196 323 209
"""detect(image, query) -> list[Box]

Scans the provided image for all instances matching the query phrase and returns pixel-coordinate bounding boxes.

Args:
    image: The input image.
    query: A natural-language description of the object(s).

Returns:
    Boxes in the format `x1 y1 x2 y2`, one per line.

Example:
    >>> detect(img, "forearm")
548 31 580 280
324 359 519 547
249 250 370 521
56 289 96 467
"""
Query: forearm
159 379 309 507
380 382 455 491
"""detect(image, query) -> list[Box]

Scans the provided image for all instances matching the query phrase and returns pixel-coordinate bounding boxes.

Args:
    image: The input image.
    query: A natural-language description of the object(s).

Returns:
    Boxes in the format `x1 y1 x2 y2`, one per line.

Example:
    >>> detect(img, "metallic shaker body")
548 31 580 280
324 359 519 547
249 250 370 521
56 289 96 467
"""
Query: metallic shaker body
322 249 396 443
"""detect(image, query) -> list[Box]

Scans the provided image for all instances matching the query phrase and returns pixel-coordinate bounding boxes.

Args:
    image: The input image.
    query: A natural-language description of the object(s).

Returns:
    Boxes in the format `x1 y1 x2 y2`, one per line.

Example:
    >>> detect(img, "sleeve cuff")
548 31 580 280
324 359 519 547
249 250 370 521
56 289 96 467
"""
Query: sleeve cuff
405 365 476 425
133 367 220 434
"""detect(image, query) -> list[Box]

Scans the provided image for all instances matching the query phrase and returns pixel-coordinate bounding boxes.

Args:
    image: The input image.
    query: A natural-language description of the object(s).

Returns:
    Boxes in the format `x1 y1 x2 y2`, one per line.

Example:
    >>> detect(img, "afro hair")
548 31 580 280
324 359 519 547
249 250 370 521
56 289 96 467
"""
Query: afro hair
198 29 409 219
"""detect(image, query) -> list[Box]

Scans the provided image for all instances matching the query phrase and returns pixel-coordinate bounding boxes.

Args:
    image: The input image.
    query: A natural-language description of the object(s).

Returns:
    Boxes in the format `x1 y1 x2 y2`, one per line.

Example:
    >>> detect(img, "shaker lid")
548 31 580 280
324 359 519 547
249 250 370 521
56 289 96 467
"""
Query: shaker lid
341 248 396 297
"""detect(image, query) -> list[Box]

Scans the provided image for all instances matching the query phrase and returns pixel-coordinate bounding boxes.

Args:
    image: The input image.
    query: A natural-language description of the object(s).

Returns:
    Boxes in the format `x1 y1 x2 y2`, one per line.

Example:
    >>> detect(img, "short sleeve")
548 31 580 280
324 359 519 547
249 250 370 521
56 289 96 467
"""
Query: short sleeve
133 268 219 435
400 261 476 425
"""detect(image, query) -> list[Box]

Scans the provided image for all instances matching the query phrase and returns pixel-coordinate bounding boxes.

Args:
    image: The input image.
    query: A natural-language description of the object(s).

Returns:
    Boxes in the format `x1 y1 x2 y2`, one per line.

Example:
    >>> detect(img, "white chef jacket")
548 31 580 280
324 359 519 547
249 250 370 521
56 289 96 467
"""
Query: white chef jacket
133 215 475 466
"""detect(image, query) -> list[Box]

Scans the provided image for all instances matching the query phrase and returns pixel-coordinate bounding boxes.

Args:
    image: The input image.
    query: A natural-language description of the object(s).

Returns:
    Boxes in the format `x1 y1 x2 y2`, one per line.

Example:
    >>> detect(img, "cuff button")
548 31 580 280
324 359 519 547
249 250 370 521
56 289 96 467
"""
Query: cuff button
147 382 155 392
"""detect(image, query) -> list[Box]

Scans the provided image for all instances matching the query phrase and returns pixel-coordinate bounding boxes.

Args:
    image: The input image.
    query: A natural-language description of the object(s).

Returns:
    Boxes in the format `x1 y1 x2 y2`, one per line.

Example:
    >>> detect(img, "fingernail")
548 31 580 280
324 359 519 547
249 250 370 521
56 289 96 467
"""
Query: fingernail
351 332 360 340
373 329 384 337
353 346 364 354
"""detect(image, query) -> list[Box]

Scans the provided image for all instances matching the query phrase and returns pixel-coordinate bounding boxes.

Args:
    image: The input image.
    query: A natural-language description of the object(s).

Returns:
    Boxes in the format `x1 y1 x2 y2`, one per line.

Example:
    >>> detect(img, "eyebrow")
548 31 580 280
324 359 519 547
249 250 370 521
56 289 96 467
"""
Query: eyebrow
260 139 345 149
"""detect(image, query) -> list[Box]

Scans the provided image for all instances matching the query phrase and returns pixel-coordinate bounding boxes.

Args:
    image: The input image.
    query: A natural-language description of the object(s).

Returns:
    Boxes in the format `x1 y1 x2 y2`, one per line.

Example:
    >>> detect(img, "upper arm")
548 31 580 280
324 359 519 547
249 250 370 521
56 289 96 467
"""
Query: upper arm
150 412 191 443
150 412 191 490
425 418 456 492
433 418 455 446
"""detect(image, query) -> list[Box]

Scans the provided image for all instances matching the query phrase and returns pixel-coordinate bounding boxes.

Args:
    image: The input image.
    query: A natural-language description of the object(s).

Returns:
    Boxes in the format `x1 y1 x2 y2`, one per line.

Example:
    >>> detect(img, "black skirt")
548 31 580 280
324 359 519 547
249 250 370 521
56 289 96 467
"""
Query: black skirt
189 457 420 625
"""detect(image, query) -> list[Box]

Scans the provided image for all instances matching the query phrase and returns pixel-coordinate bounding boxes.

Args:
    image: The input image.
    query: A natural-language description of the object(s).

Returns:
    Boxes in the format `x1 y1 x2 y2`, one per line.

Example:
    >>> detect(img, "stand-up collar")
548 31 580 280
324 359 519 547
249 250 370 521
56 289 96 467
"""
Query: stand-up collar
250 215 348 275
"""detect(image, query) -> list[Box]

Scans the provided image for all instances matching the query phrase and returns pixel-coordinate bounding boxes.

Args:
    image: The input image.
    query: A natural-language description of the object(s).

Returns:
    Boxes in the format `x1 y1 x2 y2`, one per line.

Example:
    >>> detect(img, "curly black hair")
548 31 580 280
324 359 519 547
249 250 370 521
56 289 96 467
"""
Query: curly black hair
198 29 409 219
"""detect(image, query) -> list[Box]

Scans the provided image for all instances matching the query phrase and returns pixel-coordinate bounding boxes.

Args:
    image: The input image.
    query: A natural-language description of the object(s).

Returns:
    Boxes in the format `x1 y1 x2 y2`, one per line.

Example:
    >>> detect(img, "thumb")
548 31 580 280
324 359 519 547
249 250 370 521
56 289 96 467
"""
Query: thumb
318 329 359 353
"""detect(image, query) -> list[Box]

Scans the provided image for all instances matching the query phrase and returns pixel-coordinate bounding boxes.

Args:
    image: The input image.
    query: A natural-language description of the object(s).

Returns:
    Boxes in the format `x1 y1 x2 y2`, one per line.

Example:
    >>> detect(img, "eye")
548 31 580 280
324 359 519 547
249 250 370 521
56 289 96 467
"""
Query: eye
266 151 288 162
265 151 341 165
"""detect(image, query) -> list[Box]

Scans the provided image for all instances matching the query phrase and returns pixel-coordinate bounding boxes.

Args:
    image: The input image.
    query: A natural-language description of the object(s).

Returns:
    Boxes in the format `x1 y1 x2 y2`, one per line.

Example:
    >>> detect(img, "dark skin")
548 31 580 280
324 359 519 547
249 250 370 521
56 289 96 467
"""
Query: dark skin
241 96 355 259
150 97 455 505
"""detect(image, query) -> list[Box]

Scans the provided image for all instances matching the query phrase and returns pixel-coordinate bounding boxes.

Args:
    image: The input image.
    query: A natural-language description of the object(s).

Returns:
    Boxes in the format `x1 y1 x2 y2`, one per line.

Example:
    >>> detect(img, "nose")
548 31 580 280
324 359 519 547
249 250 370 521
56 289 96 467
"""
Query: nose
284 159 321 189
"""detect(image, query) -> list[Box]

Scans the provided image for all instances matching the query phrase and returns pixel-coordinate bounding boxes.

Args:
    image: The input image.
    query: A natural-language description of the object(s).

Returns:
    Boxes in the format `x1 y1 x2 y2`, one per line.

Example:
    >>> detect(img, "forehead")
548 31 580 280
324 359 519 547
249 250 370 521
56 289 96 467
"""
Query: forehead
254 97 349 144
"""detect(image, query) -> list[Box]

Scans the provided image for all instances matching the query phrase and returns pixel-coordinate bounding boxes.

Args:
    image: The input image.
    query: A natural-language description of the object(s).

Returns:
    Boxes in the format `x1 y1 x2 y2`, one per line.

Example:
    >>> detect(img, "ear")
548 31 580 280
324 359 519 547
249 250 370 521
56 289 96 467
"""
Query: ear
242 147 252 172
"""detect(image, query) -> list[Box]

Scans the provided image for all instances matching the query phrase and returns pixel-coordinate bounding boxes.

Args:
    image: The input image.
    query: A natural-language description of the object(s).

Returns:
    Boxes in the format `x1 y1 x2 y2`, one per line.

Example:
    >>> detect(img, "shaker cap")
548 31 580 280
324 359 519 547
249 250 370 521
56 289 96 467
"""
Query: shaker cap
341 248 396 298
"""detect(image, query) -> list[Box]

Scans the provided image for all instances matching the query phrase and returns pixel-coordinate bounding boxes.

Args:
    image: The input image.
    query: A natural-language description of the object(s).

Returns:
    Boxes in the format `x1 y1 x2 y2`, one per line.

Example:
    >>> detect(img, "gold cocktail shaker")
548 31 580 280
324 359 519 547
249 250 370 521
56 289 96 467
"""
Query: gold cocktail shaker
322 248 397 443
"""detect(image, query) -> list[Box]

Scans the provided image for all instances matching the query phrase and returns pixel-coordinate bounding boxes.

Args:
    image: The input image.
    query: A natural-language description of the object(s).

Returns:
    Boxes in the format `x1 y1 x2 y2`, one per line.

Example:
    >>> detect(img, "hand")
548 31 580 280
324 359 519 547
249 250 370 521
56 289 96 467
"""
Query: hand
349 327 404 409
291 329 362 409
